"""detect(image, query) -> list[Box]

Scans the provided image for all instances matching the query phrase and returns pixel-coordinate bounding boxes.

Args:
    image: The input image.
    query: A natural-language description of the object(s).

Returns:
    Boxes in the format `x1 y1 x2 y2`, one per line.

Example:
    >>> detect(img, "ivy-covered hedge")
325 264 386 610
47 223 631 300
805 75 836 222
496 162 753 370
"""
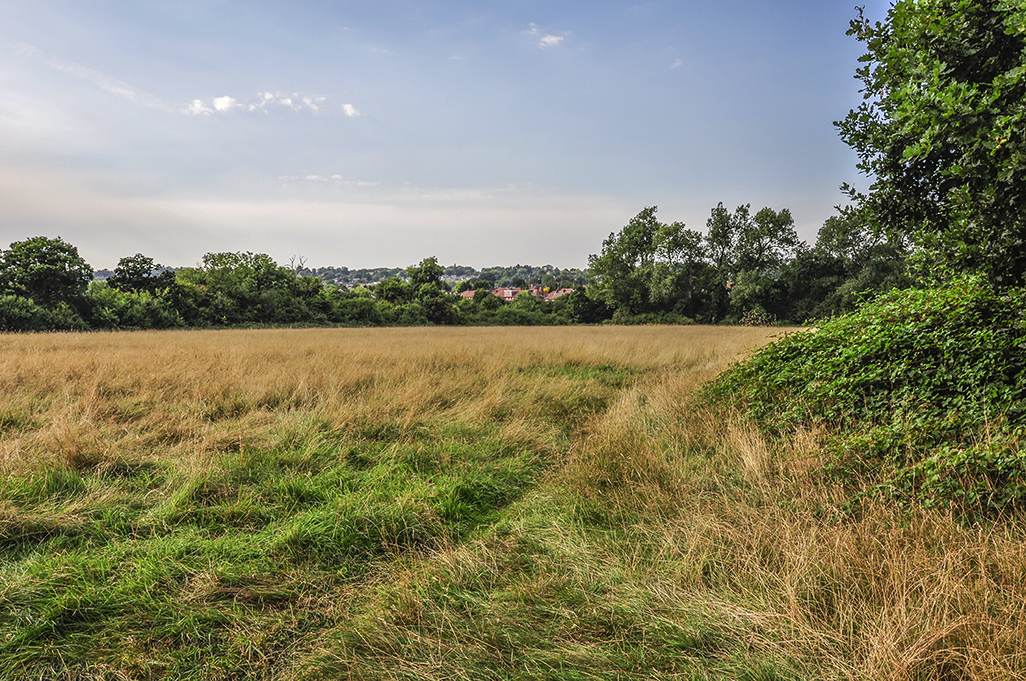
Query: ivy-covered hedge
705 277 1026 517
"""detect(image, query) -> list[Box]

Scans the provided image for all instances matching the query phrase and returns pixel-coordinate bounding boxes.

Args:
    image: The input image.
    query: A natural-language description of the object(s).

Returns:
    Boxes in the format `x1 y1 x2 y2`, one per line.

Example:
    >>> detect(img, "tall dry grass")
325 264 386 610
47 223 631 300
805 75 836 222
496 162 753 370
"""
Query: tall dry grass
0 325 775 475
559 350 1026 680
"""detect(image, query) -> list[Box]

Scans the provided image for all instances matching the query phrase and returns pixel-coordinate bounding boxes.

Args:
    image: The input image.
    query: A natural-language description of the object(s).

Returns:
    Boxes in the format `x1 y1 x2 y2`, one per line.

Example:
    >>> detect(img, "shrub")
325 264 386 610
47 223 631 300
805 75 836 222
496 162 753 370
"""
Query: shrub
705 276 1026 516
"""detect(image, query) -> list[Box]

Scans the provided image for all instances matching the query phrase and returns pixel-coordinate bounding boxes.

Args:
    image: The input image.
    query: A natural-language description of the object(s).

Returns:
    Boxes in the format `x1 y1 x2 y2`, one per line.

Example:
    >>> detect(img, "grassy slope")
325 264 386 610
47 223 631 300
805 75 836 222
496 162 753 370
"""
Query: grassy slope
0 326 1024 680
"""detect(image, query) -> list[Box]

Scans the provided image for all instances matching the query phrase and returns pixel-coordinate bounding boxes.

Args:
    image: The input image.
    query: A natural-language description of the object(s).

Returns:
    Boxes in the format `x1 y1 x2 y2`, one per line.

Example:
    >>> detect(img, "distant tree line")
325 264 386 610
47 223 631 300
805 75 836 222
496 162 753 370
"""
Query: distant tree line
585 204 912 325
0 204 911 332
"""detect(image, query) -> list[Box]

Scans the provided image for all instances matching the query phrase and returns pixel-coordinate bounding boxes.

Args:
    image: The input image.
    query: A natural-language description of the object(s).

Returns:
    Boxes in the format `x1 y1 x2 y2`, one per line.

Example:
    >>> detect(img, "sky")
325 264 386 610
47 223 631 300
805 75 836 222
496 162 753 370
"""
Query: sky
0 0 890 270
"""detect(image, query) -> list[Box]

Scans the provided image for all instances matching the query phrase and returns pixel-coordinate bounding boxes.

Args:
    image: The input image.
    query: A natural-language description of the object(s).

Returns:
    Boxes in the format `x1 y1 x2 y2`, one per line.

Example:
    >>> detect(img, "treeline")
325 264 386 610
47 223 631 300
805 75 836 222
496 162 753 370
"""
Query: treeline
0 203 910 332
286 263 585 290
0 239 587 331
586 204 912 325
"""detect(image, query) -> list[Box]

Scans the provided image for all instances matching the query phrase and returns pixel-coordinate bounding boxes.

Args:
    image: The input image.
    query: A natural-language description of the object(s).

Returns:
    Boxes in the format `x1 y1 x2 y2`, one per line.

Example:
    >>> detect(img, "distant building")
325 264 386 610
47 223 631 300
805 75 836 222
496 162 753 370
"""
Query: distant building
488 286 574 302
543 288 574 302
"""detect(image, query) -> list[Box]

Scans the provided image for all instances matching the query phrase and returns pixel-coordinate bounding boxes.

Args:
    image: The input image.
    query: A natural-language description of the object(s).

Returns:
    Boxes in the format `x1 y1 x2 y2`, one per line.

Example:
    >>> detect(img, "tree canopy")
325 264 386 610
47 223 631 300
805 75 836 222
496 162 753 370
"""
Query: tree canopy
107 254 176 294
588 207 705 316
0 236 92 308
838 0 1026 285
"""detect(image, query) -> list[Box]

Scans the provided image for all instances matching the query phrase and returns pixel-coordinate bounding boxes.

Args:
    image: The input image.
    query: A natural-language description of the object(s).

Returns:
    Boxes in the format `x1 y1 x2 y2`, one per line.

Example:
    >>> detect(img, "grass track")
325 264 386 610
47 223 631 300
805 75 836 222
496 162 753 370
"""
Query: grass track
1 326 1023 679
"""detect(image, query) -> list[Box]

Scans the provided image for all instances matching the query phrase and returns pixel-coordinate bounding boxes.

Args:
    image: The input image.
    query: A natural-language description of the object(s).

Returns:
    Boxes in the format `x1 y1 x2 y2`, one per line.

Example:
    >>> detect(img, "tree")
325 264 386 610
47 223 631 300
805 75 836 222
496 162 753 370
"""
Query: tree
816 208 878 263
0 236 92 308
654 220 705 310
838 1 1026 285
406 257 445 290
735 207 802 273
705 202 737 274
107 254 176 294
374 277 413 305
588 206 664 315
563 287 612 324
405 257 456 324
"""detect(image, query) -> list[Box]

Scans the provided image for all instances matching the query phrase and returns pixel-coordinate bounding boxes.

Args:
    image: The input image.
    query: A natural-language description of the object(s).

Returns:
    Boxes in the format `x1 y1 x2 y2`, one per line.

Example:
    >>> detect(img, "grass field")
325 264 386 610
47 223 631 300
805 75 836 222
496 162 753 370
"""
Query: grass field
1 326 1024 680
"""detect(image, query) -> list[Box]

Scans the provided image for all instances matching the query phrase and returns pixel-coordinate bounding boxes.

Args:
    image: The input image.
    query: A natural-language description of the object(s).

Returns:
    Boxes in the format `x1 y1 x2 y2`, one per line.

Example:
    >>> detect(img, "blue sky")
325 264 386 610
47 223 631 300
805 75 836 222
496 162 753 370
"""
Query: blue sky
0 1 889 270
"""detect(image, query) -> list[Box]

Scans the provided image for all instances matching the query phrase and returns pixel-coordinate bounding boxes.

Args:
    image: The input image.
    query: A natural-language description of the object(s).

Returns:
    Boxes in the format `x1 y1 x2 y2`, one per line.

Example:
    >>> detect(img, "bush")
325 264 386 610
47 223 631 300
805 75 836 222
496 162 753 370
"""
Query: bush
87 283 184 330
705 276 1026 517
336 297 385 326
0 296 88 332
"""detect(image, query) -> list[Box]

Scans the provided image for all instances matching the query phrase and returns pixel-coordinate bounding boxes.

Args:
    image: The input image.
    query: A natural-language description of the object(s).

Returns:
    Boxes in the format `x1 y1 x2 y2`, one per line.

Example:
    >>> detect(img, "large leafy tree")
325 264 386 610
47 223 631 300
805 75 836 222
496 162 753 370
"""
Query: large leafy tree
0 236 93 308
406 257 456 324
838 1 1026 285
588 206 704 315
588 206 662 314
106 254 176 294
705 202 739 274
735 207 802 273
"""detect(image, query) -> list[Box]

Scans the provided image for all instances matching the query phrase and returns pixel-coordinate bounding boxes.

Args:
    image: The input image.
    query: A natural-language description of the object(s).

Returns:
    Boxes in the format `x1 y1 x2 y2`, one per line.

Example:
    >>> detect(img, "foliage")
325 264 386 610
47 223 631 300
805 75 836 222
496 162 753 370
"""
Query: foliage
563 287 613 324
735 206 802 274
0 296 87 332
87 282 185 330
0 237 93 309
373 276 413 305
106 254 176 294
0 213 913 332
706 276 1026 516
588 206 706 317
838 0 1026 285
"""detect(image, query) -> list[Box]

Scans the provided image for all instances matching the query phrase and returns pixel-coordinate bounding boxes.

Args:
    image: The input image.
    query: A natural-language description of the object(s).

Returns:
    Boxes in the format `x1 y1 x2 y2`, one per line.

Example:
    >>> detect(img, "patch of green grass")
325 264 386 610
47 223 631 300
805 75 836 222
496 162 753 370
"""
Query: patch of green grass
0 407 554 677
294 491 808 681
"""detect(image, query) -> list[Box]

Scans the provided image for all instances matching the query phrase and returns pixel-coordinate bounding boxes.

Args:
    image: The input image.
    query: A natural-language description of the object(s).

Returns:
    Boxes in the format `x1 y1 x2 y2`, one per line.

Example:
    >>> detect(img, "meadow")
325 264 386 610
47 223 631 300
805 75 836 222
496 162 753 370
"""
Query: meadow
0 326 1023 680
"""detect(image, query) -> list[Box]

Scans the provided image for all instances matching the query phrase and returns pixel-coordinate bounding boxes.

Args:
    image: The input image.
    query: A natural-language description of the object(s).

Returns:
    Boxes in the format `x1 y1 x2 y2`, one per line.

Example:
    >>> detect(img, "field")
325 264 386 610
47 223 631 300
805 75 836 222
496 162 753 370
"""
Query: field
1 326 1024 680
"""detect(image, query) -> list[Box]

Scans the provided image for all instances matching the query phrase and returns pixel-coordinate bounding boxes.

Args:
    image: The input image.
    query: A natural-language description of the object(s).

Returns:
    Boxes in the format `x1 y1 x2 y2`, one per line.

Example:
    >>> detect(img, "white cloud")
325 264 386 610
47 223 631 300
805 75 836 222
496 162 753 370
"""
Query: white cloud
302 96 326 111
188 92 331 115
46 57 176 112
342 103 360 117
184 99 213 115
525 23 566 49
670 58 683 69
212 96 240 111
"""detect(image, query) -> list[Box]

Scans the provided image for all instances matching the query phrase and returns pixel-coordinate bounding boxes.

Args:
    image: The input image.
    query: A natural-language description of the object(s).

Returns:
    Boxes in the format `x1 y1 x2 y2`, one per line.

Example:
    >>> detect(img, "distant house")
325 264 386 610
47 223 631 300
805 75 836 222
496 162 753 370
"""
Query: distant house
543 288 574 302
488 286 575 302
492 287 522 302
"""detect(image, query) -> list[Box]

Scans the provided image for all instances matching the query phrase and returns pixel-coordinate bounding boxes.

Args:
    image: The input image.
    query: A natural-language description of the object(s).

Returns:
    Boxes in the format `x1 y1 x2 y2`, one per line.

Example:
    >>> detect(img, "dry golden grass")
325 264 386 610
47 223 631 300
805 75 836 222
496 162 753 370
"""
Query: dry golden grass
559 348 1026 680
2 324 1024 680
0 325 777 475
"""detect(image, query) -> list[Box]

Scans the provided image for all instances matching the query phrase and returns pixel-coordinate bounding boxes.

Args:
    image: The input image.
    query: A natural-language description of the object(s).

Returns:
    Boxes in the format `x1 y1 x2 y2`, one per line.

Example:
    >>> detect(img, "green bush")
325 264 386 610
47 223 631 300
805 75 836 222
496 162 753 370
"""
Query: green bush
705 276 1026 516
0 296 88 332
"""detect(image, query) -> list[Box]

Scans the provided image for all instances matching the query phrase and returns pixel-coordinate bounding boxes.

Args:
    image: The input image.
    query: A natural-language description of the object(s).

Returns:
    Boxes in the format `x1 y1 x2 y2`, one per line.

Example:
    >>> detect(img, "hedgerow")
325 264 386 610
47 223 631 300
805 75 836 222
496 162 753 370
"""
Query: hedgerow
704 276 1026 517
